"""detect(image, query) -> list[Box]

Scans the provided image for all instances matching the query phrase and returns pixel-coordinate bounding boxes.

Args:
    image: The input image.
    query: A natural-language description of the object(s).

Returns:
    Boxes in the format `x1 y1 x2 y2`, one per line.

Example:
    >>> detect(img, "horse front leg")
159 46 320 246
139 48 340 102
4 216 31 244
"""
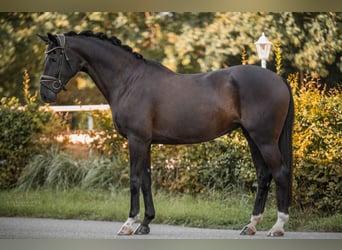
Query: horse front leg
134 150 155 235
117 136 154 235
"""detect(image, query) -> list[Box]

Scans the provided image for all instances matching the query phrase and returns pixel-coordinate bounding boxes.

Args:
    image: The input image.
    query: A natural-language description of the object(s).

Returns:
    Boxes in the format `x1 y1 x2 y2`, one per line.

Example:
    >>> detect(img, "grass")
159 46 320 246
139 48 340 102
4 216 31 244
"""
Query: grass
0 188 341 232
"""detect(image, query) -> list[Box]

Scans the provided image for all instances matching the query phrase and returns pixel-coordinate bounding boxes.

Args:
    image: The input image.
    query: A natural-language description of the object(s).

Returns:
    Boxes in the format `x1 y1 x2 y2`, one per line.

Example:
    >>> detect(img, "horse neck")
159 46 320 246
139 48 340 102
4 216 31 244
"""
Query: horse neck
69 37 142 103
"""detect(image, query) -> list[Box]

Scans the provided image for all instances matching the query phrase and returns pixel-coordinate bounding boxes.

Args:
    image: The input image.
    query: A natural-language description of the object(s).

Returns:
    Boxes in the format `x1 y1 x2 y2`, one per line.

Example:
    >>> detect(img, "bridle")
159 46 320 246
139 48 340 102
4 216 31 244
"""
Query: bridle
40 34 71 93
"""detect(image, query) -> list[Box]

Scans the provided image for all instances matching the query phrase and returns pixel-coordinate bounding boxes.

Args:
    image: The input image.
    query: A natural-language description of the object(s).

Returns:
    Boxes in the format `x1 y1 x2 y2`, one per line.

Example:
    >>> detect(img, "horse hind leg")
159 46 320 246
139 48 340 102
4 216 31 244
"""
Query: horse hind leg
240 129 273 236
266 156 291 237
257 143 291 237
240 167 272 235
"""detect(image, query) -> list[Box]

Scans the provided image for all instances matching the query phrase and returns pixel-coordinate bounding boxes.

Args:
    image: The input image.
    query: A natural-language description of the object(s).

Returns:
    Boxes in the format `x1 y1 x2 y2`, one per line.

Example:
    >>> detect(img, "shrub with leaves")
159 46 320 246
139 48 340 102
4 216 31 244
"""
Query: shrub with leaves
151 131 255 195
0 70 62 189
89 110 129 162
290 74 342 213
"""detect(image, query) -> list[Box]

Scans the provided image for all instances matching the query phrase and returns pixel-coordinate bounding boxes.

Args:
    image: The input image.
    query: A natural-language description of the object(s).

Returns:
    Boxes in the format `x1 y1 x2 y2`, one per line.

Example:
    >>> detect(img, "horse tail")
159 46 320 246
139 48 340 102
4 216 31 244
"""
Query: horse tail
279 79 295 205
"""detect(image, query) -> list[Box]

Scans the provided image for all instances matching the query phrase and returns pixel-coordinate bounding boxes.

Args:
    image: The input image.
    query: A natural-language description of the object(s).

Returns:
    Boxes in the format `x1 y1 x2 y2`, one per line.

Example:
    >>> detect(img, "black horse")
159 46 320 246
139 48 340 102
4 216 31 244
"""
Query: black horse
38 31 294 237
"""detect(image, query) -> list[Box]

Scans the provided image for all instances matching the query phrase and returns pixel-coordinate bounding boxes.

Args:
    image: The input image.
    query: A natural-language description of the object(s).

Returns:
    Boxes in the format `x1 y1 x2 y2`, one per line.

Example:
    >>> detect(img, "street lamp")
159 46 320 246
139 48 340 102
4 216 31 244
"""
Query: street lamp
255 32 272 69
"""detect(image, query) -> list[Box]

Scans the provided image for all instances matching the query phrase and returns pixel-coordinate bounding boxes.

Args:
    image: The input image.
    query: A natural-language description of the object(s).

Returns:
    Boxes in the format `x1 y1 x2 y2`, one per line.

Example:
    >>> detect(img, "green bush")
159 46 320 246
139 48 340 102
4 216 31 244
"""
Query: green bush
151 132 255 195
89 110 129 162
17 149 129 191
0 71 61 189
0 97 52 188
290 74 342 213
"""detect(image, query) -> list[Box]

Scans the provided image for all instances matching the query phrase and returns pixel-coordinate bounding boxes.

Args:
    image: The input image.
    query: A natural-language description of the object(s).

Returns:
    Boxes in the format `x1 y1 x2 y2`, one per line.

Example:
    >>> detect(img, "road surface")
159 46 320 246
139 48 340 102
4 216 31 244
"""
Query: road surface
0 217 341 239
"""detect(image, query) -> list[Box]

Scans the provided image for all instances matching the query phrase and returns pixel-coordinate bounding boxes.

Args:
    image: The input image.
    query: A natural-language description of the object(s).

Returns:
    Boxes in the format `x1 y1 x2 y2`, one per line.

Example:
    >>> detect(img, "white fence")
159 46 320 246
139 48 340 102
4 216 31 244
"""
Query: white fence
45 104 110 130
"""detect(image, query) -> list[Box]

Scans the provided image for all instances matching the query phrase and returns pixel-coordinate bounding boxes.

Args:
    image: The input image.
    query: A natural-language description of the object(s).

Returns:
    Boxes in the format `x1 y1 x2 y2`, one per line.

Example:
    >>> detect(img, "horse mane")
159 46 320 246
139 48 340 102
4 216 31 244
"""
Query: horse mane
64 30 173 73
64 30 144 60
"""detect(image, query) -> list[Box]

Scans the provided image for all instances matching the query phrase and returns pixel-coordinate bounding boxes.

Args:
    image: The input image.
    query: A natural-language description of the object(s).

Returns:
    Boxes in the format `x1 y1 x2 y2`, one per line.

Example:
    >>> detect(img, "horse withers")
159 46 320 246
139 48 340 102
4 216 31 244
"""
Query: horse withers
38 31 294 237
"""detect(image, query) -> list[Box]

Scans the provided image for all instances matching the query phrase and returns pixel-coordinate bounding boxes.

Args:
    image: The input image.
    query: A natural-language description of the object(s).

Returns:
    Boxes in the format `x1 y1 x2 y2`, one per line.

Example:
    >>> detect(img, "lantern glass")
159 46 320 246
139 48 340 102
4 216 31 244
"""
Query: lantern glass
255 32 272 60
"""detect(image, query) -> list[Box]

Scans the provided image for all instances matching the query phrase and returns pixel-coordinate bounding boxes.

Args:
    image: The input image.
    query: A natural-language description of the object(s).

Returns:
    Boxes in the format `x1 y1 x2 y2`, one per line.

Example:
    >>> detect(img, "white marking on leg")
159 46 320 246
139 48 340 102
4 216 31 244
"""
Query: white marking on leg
248 214 263 233
267 211 289 237
274 211 289 229
241 214 263 235
117 214 140 235
250 214 263 227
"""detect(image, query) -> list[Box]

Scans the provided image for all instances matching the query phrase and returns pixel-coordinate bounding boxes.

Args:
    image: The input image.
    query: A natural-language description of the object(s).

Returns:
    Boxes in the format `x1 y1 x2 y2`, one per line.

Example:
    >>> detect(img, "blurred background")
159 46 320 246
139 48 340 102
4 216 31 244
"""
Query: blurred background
1 12 341 104
0 13 341 224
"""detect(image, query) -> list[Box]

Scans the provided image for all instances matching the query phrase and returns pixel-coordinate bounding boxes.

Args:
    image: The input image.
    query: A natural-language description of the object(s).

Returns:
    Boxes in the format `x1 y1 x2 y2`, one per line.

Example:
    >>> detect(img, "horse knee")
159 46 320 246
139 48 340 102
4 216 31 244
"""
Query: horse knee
130 177 141 195
272 166 290 187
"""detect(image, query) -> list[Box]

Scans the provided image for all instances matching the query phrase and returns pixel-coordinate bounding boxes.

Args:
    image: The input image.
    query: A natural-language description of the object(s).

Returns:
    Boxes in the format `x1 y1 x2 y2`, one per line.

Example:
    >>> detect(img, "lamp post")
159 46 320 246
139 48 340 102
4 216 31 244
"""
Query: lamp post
255 32 272 69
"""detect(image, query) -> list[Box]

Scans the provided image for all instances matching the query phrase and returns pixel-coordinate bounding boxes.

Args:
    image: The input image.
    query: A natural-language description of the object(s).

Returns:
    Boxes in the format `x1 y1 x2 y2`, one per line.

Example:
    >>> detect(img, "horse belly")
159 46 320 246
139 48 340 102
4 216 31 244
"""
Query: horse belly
151 99 239 144
148 70 241 144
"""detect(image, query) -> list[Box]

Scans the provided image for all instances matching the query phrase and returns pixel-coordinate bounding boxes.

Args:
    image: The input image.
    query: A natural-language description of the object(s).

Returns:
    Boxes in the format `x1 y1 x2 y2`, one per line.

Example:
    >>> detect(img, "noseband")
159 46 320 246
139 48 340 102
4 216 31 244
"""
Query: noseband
40 34 70 93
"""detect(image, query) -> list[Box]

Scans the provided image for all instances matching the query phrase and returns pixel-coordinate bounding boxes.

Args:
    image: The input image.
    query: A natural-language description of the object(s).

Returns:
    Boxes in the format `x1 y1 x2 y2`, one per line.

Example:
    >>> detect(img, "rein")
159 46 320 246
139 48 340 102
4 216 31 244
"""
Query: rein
40 34 70 93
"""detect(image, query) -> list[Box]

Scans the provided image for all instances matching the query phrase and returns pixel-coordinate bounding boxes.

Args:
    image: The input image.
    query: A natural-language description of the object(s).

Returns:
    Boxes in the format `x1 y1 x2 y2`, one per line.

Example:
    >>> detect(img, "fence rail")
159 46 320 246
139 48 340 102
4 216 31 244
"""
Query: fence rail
45 104 110 130
47 104 110 112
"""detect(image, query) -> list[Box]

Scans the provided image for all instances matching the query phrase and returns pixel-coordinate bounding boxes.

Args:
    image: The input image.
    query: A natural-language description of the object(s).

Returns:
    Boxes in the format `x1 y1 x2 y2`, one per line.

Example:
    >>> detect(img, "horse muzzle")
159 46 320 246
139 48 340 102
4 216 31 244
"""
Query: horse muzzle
40 75 64 103
40 87 57 103
40 82 57 103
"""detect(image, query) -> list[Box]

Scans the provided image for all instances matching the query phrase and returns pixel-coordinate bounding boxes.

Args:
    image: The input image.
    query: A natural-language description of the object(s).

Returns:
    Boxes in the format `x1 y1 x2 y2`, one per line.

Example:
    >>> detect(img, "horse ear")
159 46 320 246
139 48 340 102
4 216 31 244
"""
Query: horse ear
37 34 49 44
47 33 58 45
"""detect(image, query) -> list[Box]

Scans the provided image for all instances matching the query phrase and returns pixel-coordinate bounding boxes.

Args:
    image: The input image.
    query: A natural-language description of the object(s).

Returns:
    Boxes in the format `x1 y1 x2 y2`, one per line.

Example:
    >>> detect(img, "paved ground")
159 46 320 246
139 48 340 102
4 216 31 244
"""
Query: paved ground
0 217 341 239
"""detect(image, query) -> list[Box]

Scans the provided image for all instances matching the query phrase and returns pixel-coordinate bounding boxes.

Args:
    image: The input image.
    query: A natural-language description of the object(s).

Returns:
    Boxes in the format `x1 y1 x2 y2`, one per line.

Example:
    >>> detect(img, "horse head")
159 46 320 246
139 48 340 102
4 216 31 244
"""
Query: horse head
38 33 79 103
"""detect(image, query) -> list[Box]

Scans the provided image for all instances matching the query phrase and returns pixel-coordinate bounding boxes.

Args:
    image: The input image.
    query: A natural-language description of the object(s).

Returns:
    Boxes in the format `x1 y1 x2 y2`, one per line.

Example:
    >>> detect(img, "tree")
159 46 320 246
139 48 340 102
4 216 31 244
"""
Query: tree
0 12 340 103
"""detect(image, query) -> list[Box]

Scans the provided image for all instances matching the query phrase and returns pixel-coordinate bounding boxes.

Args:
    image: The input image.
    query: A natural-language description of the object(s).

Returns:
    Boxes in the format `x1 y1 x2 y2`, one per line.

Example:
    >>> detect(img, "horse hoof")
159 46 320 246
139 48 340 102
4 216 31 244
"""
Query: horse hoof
117 225 135 235
267 228 284 237
134 224 150 235
240 224 256 236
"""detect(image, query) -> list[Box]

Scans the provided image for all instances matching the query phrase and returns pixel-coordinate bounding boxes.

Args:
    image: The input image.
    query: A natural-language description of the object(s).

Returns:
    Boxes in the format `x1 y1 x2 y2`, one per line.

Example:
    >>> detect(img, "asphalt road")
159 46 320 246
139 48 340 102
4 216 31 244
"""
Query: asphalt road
0 217 341 239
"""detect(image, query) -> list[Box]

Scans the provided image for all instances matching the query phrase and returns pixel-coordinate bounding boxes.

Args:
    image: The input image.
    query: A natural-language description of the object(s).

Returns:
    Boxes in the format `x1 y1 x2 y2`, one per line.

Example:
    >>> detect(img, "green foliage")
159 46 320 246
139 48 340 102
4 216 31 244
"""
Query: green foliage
89 110 129 162
0 71 61 189
17 149 81 191
1 12 341 101
17 149 129 191
273 41 283 75
151 132 255 195
81 156 129 190
289 74 342 213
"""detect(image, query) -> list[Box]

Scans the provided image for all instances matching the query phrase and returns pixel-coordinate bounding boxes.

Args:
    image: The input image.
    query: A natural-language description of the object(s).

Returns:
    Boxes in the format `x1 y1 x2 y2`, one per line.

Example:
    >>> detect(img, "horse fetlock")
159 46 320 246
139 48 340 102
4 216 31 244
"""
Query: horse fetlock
267 212 289 237
117 216 139 235
251 214 263 225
